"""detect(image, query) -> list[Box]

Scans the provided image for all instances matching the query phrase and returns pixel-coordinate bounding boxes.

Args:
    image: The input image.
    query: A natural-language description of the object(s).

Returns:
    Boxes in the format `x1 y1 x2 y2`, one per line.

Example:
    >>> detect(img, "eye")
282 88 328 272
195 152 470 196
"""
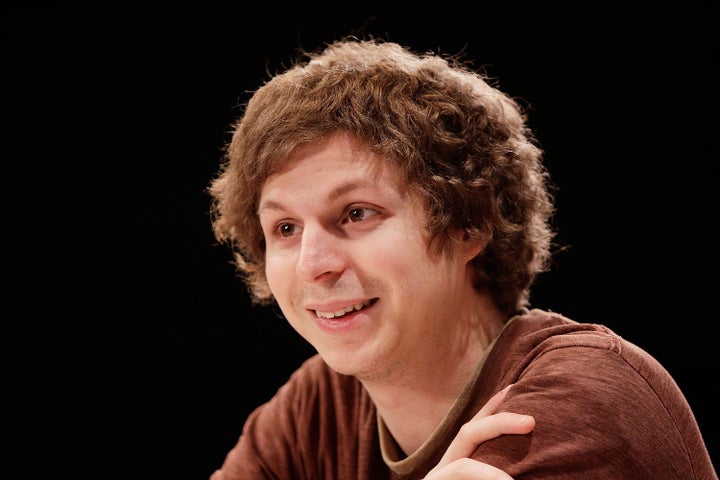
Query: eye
343 206 379 224
277 222 300 237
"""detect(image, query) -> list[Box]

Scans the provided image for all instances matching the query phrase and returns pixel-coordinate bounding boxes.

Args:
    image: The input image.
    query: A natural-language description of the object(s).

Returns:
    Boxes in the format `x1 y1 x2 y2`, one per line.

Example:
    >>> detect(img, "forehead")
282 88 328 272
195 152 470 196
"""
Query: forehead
256 133 429 221
264 132 406 190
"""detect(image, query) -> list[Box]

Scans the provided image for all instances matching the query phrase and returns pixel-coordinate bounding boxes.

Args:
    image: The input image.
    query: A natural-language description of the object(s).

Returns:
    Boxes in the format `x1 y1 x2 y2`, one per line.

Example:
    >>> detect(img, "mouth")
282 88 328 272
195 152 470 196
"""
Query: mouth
314 298 378 319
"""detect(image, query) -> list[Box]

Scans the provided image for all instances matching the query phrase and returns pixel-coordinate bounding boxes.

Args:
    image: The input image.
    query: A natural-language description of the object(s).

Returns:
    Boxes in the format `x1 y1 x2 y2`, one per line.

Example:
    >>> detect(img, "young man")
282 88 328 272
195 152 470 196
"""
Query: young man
207 38 717 479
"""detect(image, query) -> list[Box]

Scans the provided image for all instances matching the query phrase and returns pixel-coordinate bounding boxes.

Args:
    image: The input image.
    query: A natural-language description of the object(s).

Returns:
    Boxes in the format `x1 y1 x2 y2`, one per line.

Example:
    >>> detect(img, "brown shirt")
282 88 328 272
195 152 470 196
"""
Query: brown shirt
210 309 717 479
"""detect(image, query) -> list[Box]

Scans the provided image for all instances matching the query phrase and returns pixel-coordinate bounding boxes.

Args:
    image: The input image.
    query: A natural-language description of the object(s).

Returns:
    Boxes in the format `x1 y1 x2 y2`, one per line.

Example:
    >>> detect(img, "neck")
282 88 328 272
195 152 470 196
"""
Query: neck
362 296 506 456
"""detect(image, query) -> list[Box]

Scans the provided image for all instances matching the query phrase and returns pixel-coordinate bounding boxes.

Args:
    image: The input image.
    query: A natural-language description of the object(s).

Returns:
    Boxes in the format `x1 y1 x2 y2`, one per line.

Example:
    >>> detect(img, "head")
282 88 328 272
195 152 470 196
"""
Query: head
209 37 556 318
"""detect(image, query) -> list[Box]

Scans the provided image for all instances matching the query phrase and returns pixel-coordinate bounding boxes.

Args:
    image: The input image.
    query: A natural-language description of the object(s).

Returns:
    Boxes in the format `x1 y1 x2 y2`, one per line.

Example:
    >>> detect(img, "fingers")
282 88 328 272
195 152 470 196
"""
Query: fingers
432 385 535 472
425 457 514 480
437 411 535 466
473 383 514 418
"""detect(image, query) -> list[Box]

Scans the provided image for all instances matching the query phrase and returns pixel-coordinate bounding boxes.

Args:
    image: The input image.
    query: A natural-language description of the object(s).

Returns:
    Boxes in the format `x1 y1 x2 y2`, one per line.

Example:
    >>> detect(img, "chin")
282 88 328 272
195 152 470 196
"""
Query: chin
318 351 356 376
323 351 393 383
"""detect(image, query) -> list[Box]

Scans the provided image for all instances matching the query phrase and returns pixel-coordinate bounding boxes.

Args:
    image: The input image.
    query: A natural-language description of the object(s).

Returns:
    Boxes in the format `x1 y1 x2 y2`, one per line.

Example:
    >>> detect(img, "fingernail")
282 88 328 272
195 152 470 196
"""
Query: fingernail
518 415 535 426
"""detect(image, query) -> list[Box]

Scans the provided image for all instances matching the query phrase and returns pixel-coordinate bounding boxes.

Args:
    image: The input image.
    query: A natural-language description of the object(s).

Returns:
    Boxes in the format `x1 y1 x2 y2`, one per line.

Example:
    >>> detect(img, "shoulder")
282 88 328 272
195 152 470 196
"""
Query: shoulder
496 308 680 406
499 308 704 446
215 354 377 478
478 309 715 478
500 308 657 370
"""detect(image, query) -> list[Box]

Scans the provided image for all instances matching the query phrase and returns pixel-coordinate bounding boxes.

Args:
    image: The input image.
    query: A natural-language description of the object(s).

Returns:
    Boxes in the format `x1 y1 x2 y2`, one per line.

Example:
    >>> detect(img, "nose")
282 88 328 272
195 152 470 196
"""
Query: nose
295 224 347 283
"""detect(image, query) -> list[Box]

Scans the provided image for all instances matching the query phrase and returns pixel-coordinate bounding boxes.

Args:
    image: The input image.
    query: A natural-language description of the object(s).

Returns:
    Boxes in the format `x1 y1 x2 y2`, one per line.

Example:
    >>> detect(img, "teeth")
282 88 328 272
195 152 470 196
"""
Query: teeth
315 300 372 319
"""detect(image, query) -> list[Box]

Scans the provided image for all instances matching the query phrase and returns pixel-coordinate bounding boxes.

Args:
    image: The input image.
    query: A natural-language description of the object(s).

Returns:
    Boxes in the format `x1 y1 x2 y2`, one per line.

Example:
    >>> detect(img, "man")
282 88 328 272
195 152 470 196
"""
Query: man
208 38 717 479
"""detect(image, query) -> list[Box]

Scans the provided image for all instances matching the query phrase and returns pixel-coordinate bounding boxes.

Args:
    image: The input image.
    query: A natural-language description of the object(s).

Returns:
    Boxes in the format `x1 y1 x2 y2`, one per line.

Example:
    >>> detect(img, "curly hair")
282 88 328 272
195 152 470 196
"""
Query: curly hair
209 37 557 317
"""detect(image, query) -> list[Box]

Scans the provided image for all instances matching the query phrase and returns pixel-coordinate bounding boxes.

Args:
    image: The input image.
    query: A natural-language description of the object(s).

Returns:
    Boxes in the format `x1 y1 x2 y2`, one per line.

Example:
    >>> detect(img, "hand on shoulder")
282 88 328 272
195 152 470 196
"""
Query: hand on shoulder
425 385 535 479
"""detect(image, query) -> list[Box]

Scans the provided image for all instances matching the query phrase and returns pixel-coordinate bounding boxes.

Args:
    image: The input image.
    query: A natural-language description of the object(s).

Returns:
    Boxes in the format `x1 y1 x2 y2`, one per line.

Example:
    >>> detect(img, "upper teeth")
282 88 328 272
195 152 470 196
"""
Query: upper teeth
315 300 372 319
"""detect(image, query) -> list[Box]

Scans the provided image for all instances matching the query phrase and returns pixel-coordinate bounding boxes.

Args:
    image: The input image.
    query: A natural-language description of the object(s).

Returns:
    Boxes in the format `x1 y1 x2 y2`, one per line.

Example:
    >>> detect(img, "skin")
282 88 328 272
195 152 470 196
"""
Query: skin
259 131 531 472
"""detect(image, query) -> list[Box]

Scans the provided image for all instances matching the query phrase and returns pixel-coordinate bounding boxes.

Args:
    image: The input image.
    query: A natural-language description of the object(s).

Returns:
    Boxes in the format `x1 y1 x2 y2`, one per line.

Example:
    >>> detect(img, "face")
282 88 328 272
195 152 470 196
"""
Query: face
258 133 479 382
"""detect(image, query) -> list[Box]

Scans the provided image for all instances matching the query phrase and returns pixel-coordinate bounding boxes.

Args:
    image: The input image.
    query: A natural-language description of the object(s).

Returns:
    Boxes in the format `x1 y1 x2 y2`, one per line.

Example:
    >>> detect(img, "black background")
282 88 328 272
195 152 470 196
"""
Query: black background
6 8 718 478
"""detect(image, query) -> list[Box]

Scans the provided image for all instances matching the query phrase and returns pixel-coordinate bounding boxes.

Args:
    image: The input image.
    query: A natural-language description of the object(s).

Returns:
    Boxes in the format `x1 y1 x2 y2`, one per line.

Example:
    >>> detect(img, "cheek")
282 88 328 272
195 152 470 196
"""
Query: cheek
264 251 294 298
363 232 433 286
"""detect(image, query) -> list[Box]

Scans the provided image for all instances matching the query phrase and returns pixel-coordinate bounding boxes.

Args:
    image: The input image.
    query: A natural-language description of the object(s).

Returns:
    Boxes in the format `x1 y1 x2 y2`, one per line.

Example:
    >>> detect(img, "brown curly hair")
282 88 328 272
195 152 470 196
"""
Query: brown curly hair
209 37 557 317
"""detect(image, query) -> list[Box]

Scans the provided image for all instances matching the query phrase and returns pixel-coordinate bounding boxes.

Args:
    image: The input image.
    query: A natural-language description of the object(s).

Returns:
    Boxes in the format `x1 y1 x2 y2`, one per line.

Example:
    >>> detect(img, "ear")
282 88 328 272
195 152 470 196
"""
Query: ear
455 229 486 263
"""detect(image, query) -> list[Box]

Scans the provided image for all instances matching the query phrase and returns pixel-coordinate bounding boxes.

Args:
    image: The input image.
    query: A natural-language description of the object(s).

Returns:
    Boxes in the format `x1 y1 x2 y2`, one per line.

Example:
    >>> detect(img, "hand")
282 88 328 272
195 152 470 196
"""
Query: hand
424 385 535 479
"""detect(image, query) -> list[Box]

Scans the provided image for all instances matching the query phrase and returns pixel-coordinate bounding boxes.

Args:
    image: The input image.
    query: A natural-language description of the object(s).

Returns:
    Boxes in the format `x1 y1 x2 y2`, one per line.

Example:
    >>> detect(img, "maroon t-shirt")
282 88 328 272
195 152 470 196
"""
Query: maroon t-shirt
210 309 717 479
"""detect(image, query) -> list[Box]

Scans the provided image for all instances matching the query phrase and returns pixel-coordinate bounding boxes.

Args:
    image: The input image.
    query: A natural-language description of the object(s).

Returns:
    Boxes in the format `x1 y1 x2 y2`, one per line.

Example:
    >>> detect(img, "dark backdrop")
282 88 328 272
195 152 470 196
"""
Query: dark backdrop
6 8 718 478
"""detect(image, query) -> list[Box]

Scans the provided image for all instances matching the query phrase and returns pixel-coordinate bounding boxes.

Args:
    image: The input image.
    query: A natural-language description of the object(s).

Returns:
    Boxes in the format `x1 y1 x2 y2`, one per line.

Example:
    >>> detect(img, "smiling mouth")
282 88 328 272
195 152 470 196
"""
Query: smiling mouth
314 298 377 319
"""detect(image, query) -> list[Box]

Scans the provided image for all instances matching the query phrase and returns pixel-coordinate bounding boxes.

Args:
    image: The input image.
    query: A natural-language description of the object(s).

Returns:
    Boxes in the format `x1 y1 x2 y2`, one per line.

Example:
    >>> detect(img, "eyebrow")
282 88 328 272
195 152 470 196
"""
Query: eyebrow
258 180 375 214
327 180 374 202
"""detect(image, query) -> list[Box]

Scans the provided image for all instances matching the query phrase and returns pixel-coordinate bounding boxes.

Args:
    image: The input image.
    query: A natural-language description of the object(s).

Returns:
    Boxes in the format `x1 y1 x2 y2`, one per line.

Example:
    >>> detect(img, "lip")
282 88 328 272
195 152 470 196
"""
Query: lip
313 298 375 318
308 298 378 334
306 298 376 315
